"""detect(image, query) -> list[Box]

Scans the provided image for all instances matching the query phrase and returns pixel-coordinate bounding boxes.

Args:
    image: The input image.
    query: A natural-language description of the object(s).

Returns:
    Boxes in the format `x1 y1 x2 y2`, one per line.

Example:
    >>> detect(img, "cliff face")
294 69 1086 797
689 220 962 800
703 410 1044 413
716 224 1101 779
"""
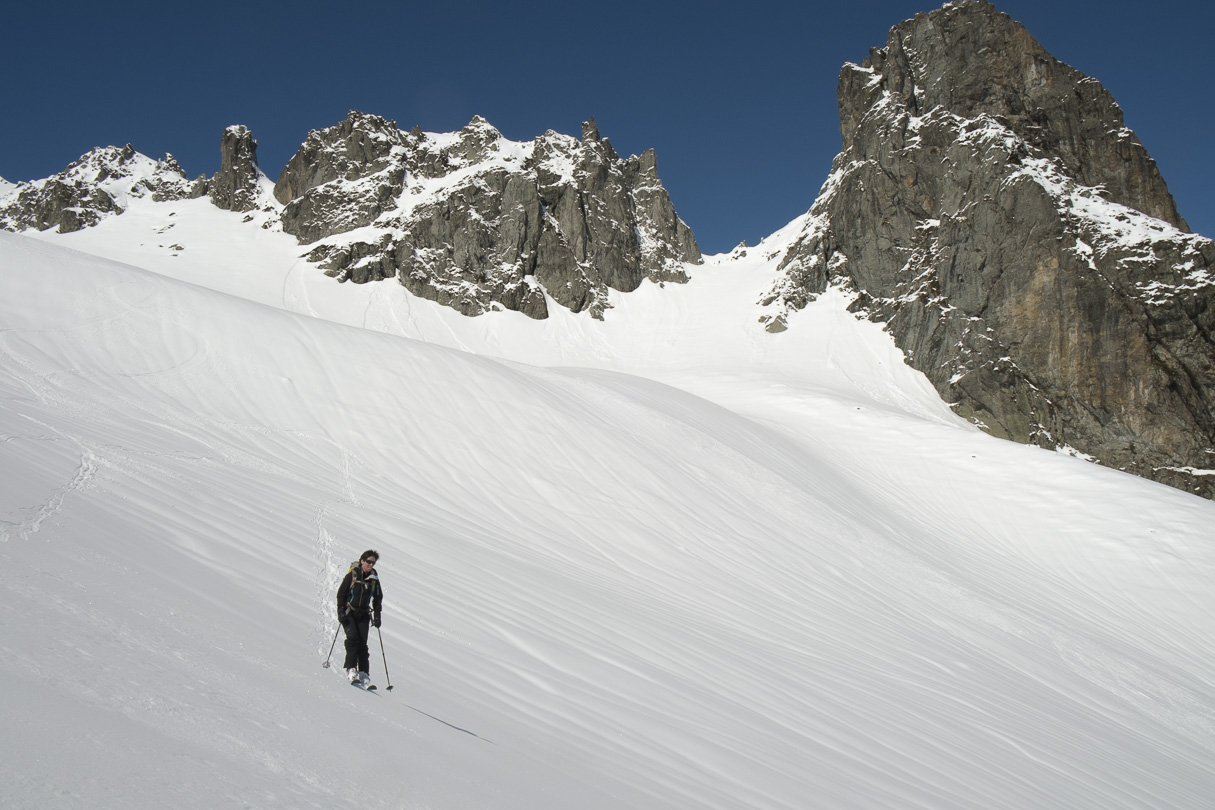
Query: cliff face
837 3 1186 229
764 0 1215 497
209 125 263 213
276 113 701 319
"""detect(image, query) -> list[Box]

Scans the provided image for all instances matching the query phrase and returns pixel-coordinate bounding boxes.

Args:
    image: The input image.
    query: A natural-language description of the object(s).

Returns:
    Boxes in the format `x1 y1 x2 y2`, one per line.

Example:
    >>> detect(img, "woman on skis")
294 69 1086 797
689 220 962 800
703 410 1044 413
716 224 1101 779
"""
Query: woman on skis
336 550 383 686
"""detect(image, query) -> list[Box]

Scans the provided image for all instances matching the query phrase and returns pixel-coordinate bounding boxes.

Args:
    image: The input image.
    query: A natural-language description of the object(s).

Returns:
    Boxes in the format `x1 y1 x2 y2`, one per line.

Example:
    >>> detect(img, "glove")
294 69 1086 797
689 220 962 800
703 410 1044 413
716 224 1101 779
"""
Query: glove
372 613 381 628
337 606 349 624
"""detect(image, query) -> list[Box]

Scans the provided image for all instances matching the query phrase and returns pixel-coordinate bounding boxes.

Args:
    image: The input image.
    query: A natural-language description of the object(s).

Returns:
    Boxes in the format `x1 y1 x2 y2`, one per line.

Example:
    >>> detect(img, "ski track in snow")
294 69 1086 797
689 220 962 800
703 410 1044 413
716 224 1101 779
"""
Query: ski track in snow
0 429 97 543
1 224 1214 810
313 442 366 650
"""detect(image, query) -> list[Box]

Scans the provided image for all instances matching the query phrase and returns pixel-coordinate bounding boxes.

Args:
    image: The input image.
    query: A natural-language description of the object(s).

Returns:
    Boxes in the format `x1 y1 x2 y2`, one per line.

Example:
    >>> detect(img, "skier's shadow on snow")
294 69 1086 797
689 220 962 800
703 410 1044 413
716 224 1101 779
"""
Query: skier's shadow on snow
402 702 495 745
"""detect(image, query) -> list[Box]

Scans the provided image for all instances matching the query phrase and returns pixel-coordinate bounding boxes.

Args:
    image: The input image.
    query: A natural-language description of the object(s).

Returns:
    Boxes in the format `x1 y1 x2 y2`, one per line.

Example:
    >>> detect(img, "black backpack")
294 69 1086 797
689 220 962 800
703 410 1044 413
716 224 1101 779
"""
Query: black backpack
345 562 381 614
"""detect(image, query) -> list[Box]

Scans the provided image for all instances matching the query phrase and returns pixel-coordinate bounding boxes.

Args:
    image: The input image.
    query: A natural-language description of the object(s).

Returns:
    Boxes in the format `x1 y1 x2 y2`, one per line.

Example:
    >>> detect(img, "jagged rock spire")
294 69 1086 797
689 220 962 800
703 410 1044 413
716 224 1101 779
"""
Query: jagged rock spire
210 125 262 212
582 117 601 142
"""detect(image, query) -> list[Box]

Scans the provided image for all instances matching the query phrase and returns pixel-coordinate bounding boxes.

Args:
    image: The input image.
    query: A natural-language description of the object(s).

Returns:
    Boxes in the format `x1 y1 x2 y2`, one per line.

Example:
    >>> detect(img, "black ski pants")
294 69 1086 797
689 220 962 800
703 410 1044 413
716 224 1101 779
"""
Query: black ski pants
342 616 371 672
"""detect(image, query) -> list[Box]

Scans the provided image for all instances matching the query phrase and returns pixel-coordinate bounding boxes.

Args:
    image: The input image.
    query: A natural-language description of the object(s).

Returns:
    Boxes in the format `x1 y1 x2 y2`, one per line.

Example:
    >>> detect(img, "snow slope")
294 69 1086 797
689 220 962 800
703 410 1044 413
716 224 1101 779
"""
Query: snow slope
2 224 1214 809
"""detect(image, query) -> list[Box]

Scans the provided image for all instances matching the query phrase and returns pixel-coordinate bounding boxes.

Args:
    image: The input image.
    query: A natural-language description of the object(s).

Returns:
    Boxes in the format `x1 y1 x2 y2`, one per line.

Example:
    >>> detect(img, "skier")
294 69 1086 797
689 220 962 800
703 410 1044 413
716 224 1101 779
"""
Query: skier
337 550 383 687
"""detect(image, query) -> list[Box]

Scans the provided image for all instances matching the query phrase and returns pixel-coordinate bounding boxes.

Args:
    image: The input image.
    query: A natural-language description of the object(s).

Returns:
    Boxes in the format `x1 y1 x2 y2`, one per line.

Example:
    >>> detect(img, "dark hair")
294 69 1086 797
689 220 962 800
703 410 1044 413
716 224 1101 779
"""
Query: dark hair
360 549 379 564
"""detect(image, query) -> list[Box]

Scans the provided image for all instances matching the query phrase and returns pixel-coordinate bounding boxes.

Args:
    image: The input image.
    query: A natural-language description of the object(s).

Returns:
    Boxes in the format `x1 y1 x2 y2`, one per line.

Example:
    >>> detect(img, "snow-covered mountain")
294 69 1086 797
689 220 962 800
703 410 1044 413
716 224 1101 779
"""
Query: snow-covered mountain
0 144 205 233
1 111 700 322
761 0 1215 498
3 3 1211 500
2 3 1215 805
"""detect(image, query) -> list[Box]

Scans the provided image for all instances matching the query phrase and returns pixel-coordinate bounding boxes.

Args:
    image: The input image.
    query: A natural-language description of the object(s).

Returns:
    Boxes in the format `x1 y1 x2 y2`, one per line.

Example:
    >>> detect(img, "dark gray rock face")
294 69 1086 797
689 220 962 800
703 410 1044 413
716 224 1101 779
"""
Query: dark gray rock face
274 110 403 211
0 145 203 234
209 125 263 212
273 111 408 245
839 3 1186 230
277 112 701 319
764 0 1215 498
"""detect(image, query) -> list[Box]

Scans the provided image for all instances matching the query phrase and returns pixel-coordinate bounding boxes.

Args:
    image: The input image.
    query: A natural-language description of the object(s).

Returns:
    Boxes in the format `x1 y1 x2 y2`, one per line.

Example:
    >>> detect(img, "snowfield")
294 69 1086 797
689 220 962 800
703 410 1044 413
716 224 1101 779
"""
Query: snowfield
2 213 1214 809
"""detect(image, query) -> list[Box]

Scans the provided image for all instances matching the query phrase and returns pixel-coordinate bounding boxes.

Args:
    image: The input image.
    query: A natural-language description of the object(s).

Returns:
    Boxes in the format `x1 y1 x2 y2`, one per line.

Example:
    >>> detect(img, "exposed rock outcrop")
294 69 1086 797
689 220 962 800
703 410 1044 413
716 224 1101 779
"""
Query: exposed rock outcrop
764 0 1215 497
0 113 699 320
277 112 701 319
0 145 204 234
209 125 263 212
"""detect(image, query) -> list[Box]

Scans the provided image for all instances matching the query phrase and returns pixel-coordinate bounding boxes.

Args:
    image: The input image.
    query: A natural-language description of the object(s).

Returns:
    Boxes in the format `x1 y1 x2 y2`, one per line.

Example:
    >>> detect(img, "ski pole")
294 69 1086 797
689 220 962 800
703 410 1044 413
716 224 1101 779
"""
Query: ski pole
376 626 394 691
322 624 340 668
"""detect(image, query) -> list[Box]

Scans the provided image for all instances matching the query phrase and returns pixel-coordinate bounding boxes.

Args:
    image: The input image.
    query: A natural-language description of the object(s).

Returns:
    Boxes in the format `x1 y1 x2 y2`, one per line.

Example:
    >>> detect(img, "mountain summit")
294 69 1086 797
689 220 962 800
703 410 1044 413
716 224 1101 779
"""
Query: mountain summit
275 111 701 319
764 0 1215 497
0 145 205 233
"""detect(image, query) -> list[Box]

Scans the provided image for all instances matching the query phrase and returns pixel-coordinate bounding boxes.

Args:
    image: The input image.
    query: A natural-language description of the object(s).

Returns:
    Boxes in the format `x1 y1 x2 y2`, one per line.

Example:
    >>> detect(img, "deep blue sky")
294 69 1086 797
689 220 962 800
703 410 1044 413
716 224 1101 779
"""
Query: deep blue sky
4 1 1211 254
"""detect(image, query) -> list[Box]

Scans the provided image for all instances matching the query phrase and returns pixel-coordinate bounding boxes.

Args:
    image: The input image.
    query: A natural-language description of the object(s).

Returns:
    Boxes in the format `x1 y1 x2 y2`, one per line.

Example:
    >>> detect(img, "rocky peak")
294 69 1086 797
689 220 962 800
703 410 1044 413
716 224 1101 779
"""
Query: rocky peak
581 117 601 142
843 0 1184 228
273 113 409 244
277 112 701 320
450 115 504 165
765 0 1215 498
209 125 263 212
0 144 204 234
273 111 405 205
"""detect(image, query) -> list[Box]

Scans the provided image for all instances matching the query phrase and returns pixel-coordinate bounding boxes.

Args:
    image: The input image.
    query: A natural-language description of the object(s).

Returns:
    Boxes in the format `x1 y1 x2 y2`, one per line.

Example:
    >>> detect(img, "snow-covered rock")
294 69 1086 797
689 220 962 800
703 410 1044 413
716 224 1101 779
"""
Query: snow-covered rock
762 0 1215 498
209 124 269 213
277 111 701 319
0 145 205 234
3 112 701 322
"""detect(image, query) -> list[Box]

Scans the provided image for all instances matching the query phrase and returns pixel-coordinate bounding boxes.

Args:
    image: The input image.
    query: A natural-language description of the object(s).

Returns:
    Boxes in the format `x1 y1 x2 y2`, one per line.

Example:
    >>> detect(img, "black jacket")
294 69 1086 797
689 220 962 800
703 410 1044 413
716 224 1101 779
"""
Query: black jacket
337 565 383 622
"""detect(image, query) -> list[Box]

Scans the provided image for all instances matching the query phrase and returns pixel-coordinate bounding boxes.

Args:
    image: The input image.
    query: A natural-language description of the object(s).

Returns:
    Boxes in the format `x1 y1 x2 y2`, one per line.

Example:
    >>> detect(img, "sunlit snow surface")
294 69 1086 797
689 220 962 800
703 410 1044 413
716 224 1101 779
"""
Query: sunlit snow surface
2 199 1214 810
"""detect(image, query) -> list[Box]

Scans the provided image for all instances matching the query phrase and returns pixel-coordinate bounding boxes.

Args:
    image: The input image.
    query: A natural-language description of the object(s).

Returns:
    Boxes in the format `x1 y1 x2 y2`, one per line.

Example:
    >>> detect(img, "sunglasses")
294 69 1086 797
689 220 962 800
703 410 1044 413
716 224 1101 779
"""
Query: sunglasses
361 558 377 565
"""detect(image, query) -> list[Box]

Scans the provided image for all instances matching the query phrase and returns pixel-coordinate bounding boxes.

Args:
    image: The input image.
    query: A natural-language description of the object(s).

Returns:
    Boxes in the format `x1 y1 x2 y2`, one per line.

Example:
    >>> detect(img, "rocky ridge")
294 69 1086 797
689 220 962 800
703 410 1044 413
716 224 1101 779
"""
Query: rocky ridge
0 145 207 233
1 113 700 321
277 112 701 319
762 0 1215 497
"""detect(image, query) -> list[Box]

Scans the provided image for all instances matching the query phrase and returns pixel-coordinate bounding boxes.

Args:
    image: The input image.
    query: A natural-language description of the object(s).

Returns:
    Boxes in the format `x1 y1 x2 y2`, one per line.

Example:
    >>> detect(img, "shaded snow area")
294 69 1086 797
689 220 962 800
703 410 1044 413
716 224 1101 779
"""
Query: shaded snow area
2 228 1215 810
